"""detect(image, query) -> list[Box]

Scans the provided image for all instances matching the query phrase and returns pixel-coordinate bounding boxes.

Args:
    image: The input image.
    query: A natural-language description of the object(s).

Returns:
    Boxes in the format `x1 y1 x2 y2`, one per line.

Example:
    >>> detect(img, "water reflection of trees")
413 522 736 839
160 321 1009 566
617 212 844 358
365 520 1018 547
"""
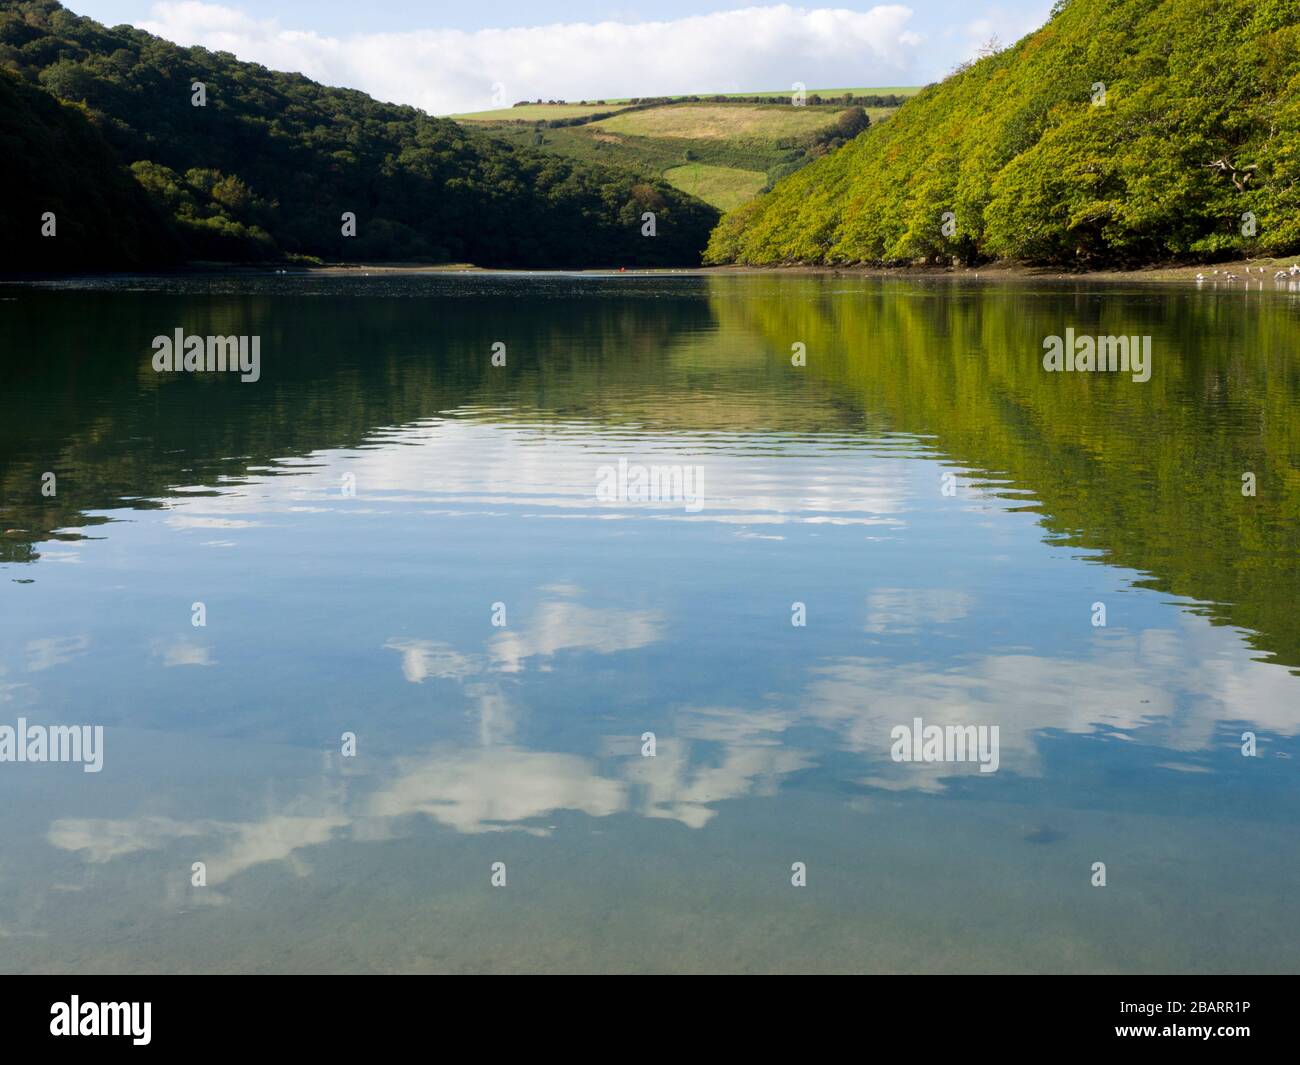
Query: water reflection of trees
3 276 1296 670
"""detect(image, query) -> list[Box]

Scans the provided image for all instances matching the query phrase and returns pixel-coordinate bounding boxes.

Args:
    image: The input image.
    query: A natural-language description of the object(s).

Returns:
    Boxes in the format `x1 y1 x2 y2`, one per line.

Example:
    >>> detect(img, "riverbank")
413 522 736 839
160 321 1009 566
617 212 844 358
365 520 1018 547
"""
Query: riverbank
303 256 1300 286
6 256 1300 286
697 257 1300 286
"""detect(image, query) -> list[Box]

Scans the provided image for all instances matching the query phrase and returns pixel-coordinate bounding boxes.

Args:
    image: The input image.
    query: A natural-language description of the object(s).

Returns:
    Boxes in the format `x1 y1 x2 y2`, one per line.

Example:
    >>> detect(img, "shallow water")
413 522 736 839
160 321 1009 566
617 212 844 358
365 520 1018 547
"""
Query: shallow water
1 273 1297 973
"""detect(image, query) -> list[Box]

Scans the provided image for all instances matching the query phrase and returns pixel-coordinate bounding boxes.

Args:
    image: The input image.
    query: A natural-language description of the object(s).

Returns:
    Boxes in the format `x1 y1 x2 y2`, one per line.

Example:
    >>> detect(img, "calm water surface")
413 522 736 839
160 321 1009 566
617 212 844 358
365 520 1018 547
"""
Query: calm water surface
1 273 1297 973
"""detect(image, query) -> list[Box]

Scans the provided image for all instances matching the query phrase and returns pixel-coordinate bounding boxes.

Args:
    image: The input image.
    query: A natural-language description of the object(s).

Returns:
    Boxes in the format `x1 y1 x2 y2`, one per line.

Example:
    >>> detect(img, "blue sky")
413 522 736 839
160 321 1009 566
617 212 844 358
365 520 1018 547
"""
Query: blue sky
69 1 1054 113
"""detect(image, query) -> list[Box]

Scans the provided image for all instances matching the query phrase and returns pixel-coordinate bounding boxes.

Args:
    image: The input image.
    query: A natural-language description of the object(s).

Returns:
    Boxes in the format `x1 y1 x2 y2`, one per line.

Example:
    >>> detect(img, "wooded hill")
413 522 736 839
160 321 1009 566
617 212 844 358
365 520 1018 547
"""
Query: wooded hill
0 0 718 270
706 0 1300 267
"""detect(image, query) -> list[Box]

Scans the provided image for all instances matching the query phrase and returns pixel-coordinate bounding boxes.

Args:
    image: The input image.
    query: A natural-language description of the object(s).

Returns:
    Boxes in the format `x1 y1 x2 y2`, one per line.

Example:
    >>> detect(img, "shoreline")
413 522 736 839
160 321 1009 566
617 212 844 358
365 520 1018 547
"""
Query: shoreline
5 256 1300 286
259 257 1300 284
709 257 1300 286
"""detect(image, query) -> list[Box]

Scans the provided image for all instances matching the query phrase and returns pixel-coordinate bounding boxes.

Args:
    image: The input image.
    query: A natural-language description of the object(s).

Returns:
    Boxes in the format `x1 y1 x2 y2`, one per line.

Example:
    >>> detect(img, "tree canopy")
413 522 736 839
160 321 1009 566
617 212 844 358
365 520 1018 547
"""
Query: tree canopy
1 0 718 269
706 0 1300 267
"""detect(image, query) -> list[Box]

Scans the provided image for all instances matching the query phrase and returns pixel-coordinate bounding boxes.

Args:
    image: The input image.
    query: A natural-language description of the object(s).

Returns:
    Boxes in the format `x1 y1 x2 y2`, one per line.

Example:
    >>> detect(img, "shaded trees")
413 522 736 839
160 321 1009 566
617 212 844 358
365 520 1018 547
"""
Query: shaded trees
0 0 718 269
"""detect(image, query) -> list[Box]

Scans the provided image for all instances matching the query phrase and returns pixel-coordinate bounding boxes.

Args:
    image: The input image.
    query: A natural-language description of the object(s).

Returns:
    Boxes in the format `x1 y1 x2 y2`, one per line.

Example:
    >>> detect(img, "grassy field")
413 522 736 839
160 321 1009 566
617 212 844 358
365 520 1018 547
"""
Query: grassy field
591 104 841 141
451 87 919 122
453 88 917 212
678 86 920 99
662 163 768 211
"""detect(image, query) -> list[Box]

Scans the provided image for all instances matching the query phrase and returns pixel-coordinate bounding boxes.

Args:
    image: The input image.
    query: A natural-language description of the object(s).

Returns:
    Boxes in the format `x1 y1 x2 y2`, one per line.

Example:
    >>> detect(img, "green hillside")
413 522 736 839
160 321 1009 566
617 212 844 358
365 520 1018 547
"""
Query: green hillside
706 0 1300 266
662 163 768 212
0 0 718 269
0 68 175 268
457 92 911 211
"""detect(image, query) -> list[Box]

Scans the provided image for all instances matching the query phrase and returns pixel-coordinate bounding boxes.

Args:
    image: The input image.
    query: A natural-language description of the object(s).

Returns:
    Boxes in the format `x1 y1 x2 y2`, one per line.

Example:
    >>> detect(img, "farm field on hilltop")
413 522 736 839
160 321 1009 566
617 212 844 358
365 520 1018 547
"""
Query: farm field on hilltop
590 104 842 140
449 87 919 122
454 89 916 211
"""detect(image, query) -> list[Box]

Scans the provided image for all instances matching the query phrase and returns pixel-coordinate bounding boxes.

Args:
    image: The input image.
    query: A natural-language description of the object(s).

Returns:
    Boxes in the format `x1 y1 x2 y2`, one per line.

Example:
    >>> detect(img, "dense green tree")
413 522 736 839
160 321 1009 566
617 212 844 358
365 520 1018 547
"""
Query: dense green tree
0 68 176 268
0 0 718 269
707 0 1300 267
833 106 869 140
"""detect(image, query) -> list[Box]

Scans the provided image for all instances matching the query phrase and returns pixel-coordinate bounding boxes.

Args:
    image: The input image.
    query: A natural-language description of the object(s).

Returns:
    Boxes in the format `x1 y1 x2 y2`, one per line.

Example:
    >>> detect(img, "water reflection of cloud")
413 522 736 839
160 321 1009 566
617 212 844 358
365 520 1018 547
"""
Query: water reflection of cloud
53 585 656 878
622 707 813 828
47 615 1300 886
468 684 519 746
366 747 625 835
489 601 663 673
46 710 815 877
49 815 213 863
26 635 90 672
800 616 1300 792
212 814 350 884
540 582 584 597
154 637 215 667
49 748 626 883
163 515 261 529
865 588 973 633
48 810 347 885
383 639 481 683
627 733 814 829
384 598 664 682
45 586 1300 889
142 419 913 530
34 550 81 564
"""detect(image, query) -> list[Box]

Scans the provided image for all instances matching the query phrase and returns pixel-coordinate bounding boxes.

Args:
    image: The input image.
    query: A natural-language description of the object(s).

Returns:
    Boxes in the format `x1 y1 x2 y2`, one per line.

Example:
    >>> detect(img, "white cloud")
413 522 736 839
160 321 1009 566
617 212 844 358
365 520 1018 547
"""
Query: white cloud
139 2 926 114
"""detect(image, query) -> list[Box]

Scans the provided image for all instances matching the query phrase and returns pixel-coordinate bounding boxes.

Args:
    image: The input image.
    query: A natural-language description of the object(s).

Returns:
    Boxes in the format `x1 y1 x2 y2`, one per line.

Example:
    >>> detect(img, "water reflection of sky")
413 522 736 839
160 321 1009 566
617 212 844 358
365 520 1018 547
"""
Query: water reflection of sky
2 282 1297 972
7 417 1296 841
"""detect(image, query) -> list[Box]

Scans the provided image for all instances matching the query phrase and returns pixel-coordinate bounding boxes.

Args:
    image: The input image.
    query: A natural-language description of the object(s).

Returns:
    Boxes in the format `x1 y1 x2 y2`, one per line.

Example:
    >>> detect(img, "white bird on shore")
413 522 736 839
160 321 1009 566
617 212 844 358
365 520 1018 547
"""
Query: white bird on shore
1290 264 1300 275
1276 270 1288 280
1195 273 1205 281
